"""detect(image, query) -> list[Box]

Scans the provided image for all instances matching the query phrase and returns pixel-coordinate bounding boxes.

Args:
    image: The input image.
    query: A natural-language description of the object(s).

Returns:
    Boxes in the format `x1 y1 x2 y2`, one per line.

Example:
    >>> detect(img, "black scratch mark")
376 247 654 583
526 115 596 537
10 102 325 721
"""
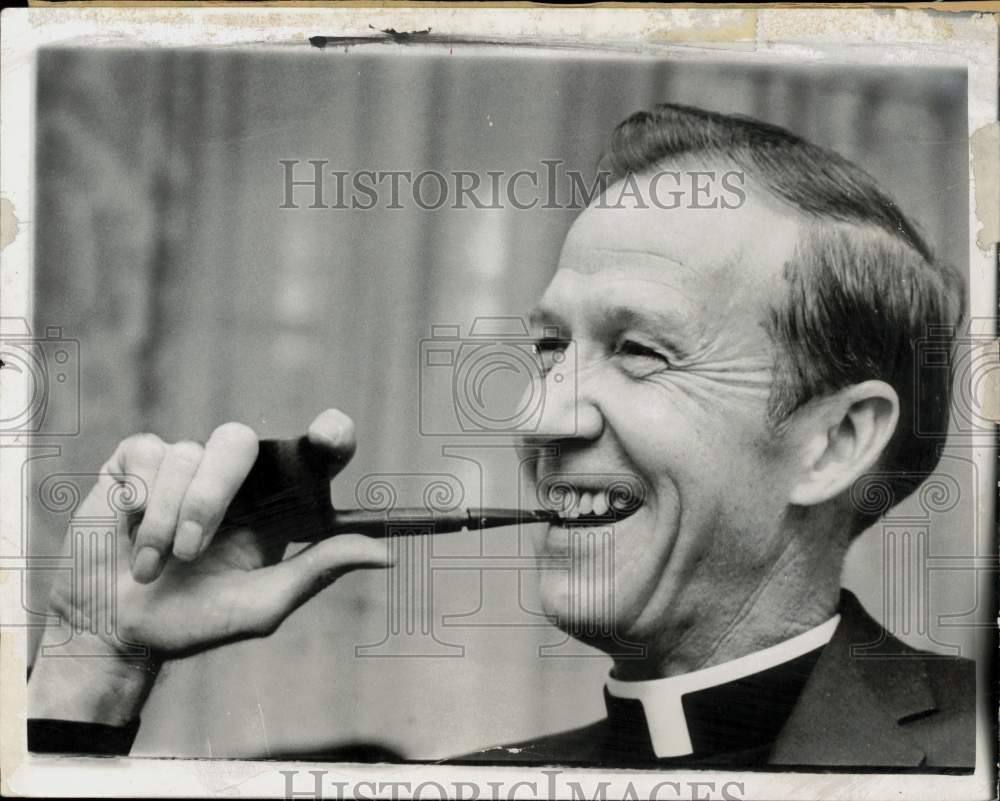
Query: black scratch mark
310 26 432 49
307 31 626 56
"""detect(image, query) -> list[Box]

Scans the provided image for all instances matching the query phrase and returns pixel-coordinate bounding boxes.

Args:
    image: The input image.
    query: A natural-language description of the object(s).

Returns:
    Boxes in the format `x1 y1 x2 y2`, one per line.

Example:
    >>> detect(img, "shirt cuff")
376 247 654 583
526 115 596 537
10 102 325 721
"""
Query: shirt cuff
28 717 140 756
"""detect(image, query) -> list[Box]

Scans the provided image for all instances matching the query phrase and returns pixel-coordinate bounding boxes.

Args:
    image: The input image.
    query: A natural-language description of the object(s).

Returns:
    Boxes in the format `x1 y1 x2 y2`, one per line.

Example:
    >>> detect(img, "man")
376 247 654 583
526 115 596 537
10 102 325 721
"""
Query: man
27 104 974 769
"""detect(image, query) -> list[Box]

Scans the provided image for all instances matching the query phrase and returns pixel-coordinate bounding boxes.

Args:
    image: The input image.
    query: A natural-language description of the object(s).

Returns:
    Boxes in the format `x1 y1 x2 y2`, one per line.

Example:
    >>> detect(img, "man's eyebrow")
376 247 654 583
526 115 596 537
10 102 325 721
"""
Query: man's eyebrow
528 307 567 333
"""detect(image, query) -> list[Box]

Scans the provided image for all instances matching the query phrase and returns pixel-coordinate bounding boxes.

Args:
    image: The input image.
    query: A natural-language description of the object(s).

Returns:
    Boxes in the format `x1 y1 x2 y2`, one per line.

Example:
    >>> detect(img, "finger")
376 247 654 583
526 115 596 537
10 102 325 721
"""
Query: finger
131 441 204 583
305 408 357 480
174 422 259 561
96 433 167 519
231 534 395 637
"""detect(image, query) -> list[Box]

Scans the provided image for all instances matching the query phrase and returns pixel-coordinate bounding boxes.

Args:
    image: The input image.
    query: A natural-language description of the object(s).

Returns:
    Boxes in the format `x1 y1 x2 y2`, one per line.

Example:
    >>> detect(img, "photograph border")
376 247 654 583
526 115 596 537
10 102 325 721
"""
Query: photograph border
1 6 997 800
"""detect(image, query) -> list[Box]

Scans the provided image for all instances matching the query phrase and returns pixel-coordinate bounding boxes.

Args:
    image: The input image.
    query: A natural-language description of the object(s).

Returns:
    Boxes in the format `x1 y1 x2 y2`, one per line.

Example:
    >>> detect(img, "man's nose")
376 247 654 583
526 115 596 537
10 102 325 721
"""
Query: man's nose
518 355 604 455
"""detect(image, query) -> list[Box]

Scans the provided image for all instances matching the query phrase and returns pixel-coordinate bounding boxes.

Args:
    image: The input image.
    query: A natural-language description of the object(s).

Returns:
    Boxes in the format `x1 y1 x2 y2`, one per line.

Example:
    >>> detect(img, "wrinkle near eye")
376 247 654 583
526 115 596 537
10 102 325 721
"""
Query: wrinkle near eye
641 359 775 401
673 333 771 368
536 261 774 374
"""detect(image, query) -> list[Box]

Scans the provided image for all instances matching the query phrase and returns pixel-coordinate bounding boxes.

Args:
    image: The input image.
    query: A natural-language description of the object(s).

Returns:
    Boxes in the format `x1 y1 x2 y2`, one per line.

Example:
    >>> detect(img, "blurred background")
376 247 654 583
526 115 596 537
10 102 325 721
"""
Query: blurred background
27 46 984 759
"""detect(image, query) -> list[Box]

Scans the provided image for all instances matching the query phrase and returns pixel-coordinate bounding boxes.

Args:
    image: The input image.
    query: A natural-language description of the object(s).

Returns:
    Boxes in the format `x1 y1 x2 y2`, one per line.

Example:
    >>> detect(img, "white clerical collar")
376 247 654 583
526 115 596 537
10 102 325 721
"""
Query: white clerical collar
605 615 840 758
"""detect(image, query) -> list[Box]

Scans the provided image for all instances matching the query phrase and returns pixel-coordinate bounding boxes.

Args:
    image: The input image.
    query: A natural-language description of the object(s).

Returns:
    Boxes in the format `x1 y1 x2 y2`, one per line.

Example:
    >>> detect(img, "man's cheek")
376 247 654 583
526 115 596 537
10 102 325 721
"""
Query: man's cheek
534 567 571 618
531 525 547 554
612 377 755 456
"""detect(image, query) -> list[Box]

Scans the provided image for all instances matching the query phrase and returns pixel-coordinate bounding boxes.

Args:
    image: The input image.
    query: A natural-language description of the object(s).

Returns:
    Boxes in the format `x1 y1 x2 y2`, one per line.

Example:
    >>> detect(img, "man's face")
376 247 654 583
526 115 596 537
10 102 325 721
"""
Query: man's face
523 173 809 671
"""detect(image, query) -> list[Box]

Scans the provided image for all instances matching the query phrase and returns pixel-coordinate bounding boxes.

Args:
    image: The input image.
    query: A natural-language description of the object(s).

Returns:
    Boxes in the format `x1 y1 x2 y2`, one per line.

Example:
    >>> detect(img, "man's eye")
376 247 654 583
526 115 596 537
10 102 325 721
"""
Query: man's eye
532 339 569 373
616 340 671 371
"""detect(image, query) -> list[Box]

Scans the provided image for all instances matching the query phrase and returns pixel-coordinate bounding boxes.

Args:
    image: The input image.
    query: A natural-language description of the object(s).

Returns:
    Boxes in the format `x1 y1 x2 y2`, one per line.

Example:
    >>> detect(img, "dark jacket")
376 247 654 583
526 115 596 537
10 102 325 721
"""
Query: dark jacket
457 591 976 771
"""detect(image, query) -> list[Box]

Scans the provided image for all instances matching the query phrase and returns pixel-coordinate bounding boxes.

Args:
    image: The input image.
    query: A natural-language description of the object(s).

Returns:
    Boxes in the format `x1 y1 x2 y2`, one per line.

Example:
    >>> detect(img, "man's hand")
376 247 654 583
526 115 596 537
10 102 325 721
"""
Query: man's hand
28 409 392 726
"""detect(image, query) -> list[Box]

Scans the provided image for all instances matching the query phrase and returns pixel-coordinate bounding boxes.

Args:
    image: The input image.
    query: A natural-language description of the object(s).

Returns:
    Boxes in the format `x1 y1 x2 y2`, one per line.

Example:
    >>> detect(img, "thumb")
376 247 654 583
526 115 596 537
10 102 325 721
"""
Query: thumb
305 408 358 479
241 534 395 633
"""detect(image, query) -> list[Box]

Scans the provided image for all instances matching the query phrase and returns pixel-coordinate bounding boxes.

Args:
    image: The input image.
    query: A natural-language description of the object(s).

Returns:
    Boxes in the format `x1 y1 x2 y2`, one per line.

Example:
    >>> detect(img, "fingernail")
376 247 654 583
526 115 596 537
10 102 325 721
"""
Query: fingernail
173 521 204 560
132 547 162 583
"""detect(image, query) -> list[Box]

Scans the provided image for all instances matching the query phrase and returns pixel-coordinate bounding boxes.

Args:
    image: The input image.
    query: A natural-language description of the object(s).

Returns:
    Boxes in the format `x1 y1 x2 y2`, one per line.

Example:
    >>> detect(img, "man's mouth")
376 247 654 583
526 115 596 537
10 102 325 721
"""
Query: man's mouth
536 475 645 525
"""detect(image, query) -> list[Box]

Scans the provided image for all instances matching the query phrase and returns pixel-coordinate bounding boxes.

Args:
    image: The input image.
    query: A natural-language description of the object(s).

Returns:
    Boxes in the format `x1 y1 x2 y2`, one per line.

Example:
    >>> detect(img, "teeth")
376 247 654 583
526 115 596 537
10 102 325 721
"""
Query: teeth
592 492 608 516
540 484 628 519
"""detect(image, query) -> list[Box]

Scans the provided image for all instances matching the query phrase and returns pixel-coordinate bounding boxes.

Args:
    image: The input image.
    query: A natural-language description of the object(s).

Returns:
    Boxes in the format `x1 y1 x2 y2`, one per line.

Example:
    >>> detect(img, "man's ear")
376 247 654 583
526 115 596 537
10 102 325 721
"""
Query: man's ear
788 381 900 507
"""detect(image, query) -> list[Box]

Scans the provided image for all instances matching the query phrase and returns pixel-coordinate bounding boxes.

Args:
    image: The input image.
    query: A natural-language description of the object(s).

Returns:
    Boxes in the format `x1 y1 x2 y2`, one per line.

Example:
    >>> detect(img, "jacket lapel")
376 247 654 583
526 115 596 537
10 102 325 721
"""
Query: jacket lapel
769 591 935 767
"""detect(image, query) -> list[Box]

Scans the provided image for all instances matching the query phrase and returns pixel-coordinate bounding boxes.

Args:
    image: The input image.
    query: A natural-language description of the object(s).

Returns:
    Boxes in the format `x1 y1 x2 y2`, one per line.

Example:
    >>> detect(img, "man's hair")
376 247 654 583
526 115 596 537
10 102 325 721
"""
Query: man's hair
597 103 964 531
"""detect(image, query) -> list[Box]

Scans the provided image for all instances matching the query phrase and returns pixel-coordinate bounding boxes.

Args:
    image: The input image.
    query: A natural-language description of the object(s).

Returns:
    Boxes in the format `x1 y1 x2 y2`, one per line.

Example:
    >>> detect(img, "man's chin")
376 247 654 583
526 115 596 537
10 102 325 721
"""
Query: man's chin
545 609 646 659
536 573 622 635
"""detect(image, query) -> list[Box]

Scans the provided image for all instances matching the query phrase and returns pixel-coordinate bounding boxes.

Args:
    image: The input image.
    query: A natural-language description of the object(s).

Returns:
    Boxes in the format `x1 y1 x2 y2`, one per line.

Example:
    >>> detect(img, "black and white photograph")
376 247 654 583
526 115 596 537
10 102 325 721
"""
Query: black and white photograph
1 7 997 800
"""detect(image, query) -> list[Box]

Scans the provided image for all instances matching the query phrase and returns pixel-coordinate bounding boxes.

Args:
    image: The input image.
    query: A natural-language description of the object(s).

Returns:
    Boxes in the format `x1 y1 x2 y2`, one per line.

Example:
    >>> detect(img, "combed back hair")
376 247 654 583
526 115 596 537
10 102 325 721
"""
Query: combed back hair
597 103 964 532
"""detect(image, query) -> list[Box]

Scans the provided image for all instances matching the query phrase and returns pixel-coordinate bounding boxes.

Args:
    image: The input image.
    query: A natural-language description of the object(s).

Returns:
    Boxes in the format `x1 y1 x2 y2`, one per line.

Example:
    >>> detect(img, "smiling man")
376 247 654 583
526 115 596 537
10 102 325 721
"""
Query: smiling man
27 104 974 770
